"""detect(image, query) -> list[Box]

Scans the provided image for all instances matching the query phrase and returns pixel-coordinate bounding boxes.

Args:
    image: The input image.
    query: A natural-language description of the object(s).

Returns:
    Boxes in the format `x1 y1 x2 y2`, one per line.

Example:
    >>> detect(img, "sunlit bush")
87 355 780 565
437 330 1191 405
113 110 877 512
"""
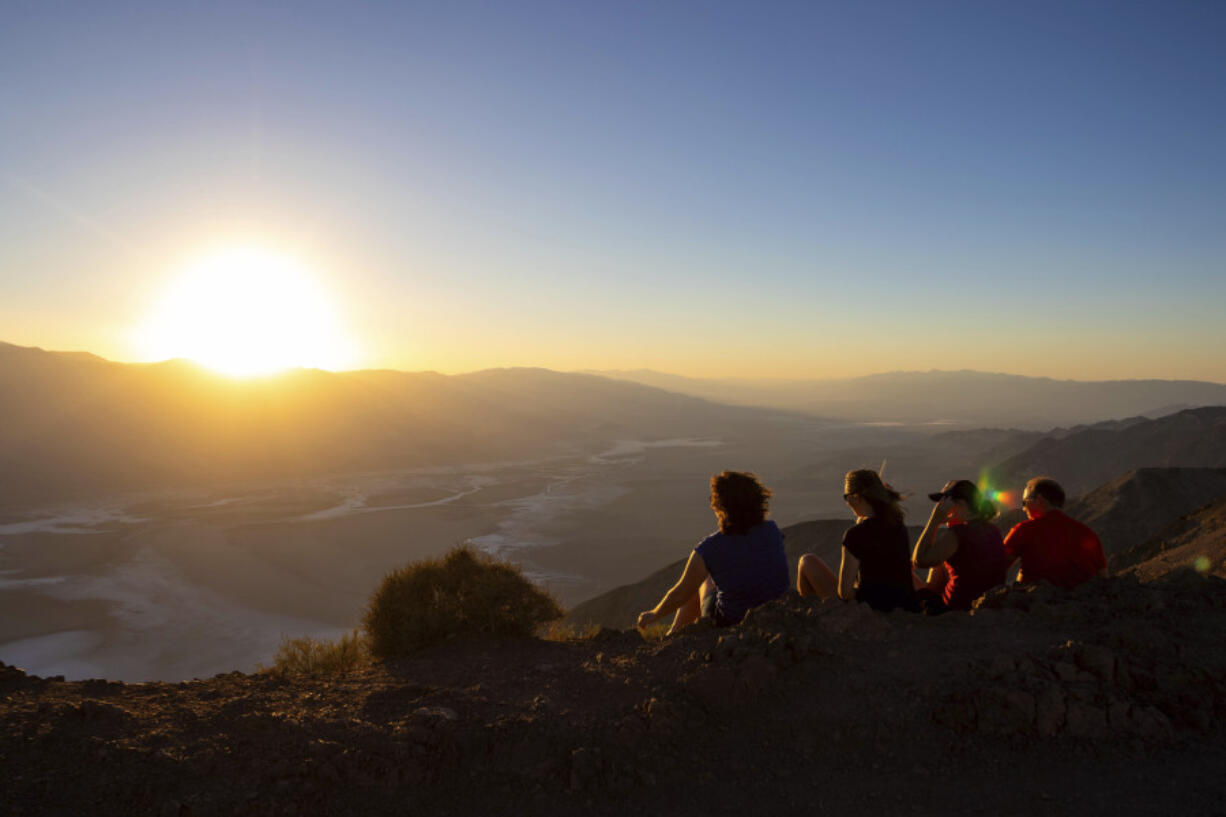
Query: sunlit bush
261 629 369 676
363 546 563 658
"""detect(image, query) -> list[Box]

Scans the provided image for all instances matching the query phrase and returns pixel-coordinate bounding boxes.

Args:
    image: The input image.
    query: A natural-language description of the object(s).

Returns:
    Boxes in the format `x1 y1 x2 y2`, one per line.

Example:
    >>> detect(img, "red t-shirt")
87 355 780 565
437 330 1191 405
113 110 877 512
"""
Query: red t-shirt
1002 510 1106 590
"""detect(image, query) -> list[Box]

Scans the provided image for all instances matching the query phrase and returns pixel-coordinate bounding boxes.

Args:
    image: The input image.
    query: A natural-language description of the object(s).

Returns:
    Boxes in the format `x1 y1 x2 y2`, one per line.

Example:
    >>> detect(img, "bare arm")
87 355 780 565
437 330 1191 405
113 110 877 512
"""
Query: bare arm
913 499 959 569
637 551 710 629
837 547 858 600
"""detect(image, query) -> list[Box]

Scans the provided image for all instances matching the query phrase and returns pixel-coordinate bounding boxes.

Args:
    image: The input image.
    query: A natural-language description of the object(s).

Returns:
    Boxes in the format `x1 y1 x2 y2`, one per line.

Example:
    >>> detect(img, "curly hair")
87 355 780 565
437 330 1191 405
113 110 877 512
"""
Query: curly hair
710 471 771 535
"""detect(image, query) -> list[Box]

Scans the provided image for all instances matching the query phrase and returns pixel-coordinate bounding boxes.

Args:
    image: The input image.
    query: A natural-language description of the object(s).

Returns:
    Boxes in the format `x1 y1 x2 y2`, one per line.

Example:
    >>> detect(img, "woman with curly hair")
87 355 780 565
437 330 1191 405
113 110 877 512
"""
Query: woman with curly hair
796 469 916 612
637 471 788 634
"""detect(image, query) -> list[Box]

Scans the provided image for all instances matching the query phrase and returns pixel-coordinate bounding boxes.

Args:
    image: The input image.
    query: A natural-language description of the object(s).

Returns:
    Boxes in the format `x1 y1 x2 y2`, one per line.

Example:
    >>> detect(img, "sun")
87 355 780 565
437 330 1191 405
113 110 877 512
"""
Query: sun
136 247 359 377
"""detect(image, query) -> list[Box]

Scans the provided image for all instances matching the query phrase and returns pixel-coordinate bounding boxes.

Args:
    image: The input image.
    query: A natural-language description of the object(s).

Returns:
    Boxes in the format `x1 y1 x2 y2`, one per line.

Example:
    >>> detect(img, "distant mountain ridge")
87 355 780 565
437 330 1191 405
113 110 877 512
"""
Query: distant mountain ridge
0 342 793 510
589 368 1226 428
988 406 1226 497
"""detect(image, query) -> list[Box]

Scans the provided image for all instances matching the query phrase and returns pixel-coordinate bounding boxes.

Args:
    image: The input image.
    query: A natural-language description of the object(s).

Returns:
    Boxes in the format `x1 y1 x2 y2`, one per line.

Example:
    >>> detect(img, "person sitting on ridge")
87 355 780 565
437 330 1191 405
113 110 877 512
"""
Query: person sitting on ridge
796 469 916 612
912 479 1009 613
1002 476 1107 589
637 471 788 634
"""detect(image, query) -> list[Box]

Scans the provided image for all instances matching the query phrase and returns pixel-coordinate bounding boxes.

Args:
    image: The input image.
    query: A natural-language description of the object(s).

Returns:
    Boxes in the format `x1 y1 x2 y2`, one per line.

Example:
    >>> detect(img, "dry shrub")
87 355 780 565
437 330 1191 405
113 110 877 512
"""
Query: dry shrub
261 629 368 676
363 546 563 658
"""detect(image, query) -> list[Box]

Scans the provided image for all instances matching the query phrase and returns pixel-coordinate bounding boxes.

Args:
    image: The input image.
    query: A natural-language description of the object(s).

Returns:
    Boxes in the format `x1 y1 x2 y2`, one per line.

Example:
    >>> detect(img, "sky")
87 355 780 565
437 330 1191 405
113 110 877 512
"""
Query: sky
2 0 1224 381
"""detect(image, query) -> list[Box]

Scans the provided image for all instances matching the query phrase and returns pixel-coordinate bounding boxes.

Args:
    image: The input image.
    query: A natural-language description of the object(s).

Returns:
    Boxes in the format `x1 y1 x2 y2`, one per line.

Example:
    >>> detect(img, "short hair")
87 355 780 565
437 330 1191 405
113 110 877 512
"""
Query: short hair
710 471 771 535
1026 476 1066 508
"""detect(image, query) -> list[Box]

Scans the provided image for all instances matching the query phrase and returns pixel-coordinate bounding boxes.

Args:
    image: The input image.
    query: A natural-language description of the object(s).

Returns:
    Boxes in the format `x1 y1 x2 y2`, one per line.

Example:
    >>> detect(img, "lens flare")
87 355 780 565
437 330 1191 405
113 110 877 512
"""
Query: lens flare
1194 555 1212 575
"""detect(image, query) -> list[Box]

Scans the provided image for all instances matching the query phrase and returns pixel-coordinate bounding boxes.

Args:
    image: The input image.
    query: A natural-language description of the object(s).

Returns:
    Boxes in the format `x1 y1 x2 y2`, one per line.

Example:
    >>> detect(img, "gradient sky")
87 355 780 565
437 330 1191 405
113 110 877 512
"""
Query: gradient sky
3 1 1224 380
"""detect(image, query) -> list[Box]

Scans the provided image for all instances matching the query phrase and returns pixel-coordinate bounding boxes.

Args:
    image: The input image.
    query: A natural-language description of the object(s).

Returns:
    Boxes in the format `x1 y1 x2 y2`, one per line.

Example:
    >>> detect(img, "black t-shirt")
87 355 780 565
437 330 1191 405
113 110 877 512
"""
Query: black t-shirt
842 515 916 611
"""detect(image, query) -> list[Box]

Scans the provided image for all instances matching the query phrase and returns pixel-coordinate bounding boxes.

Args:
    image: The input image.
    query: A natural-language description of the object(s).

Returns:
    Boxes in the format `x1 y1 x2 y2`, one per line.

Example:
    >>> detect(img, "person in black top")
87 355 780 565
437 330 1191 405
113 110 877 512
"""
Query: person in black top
797 469 917 612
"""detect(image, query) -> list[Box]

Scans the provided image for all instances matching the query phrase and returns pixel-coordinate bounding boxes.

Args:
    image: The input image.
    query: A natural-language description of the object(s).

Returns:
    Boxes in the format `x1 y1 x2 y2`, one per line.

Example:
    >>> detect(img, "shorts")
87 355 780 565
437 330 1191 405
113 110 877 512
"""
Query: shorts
701 592 737 628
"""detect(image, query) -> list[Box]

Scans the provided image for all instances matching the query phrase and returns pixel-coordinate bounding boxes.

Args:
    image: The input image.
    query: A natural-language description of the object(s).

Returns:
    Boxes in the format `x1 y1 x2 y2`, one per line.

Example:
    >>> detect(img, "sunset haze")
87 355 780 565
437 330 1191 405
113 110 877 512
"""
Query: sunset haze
3 1 1224 380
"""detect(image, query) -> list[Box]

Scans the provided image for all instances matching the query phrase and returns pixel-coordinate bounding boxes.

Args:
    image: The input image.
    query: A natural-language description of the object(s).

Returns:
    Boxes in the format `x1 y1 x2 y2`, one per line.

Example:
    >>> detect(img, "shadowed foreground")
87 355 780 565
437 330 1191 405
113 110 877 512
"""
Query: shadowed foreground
3 573 1225 817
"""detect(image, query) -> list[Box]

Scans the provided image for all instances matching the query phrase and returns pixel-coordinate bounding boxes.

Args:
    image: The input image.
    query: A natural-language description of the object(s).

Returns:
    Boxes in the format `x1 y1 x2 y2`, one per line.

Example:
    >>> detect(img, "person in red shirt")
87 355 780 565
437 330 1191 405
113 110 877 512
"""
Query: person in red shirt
1003 477 1108 589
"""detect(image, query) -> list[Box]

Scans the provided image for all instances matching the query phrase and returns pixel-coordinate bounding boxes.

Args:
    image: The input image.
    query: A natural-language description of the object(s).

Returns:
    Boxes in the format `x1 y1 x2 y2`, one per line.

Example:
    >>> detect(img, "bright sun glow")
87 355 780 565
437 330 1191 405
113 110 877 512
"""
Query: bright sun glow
136 248 358 377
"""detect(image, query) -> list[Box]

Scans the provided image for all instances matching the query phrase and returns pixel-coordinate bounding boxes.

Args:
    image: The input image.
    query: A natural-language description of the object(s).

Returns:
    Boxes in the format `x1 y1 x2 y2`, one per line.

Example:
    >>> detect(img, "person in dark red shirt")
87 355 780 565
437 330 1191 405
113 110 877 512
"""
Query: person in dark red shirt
1003 477 1107 589
912 480 1009 612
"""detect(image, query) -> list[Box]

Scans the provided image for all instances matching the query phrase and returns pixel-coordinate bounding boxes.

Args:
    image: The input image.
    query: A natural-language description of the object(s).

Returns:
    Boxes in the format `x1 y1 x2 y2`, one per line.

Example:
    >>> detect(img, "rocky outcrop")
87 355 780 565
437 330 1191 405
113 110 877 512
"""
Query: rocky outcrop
4 572 1225 817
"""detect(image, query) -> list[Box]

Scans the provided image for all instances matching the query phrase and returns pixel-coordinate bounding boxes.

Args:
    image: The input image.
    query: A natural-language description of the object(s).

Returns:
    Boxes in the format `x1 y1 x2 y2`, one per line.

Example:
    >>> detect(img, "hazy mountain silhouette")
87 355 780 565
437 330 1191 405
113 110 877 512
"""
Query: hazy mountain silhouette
988 407 1226 497
590 368 1226 428
0 342 798 510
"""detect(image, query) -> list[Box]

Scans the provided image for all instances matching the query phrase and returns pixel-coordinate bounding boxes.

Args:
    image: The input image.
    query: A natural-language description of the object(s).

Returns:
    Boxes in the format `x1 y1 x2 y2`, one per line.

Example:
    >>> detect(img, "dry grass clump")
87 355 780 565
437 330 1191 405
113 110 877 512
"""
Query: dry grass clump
261 629 369 676
542 621 602 642
363 545 563 658
638 621 671 641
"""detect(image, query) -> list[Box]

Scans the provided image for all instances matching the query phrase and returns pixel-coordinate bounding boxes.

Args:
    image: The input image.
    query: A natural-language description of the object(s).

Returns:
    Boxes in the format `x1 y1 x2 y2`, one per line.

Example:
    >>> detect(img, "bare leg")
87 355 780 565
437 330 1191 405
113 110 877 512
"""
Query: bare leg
797 553 838 599
921 563 948 594
668 576 714 635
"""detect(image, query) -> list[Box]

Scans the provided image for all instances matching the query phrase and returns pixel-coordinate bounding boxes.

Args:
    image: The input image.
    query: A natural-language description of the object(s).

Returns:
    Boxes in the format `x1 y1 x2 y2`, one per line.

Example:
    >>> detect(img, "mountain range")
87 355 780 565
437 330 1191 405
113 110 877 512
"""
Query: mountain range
0 342 788 509
987 406 1226 496
590 368 1226 428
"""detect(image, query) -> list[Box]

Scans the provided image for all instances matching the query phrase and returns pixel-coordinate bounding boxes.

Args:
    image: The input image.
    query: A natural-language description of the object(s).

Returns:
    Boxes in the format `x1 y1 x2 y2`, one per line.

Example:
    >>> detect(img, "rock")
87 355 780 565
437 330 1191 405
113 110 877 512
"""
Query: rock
1073 645 1116 682
738 655 777 697
1051 661 1080 683
1107 698 1131 731
1064 702 1108 738
986 654 1015 679
569 747 603 792
681 666 738 711
414 706 458 721
1035 684 1066 737
975 687 1035 736
77 700 129 720
932 693 976 732
818 602 889 640
1130 705 1174 741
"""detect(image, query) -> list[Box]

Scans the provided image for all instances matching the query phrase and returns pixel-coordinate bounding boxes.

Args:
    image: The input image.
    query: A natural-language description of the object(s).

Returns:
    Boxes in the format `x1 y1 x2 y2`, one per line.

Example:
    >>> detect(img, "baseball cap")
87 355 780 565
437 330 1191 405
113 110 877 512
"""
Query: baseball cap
928 479 980 503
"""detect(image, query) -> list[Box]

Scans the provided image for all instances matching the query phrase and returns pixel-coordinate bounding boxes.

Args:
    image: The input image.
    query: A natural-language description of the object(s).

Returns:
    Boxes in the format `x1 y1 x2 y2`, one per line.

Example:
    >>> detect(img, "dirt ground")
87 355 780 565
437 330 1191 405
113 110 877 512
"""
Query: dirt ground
3 571 1225 817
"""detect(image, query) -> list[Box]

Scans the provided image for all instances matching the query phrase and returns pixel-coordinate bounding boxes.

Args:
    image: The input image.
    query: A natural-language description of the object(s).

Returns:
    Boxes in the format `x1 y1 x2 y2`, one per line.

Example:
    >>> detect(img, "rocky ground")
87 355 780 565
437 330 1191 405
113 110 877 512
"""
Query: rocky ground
3 571 1226 817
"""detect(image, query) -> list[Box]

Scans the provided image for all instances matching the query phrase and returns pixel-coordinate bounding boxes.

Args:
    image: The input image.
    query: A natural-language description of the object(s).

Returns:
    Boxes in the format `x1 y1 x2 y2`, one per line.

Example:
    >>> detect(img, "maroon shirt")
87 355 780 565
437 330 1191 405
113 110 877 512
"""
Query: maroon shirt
943 520 1009 610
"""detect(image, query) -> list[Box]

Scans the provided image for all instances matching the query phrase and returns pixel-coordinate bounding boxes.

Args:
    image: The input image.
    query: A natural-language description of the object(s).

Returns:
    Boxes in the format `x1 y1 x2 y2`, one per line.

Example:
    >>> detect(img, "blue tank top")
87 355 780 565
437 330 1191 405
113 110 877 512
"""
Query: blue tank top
694 520 789 624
